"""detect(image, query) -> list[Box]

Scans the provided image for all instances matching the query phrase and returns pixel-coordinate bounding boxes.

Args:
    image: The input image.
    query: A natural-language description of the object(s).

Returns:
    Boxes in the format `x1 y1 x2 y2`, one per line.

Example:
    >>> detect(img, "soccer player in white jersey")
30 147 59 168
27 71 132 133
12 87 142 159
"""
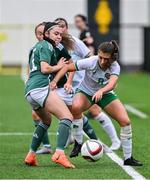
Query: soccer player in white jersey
54 18 120 157
50 40 142 166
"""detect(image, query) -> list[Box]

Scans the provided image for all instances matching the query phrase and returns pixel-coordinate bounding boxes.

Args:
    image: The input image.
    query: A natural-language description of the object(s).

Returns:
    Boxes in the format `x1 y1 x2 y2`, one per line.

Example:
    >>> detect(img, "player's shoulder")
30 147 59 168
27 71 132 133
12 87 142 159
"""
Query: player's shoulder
72 36 82 44
87 55 99 63
72 36 87 47
111 61 120 69
38 40 53 51
81 55 98 68
110 61 121 75
56 43 64 51
72 36 90 55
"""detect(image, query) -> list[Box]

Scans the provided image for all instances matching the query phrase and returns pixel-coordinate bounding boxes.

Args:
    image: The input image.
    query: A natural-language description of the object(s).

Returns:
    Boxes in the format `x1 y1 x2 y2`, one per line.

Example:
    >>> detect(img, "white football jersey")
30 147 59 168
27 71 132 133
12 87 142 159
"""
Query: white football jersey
75 56 120 96
70 36 90 90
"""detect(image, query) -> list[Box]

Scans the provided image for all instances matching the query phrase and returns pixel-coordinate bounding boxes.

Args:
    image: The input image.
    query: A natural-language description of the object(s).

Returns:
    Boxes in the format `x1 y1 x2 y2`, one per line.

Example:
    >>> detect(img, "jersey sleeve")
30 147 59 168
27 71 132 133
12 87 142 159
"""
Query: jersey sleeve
39 42 53 64
110 62 121 76
73 37 90 58
75 56 97 71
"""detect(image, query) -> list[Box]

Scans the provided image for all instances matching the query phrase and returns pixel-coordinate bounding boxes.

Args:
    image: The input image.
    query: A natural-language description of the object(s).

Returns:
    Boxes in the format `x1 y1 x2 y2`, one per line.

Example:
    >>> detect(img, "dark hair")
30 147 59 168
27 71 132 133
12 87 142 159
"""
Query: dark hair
35 22 47 34
43 22 58 35
43 22 59 46
75 14 87 23
98 40 119 61
54 18 68 28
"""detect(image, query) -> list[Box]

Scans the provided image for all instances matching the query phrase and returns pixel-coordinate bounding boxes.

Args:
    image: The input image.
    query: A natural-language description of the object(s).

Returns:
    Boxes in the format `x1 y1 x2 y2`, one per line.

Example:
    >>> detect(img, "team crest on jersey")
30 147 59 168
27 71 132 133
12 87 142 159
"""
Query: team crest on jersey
105 73 111 79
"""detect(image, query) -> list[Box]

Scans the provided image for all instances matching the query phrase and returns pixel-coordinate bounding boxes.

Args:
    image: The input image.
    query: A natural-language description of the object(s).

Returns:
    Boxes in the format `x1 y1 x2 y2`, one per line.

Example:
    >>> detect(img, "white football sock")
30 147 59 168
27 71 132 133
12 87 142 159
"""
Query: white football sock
95 112 120 143
72 118 83 144
120 124 132 160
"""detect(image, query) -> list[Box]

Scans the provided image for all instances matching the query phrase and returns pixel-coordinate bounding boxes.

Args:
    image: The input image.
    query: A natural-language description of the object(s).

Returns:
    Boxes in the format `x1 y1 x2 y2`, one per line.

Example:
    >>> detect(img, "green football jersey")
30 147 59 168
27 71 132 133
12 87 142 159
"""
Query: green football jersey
49 43 71 88
25 40 56 96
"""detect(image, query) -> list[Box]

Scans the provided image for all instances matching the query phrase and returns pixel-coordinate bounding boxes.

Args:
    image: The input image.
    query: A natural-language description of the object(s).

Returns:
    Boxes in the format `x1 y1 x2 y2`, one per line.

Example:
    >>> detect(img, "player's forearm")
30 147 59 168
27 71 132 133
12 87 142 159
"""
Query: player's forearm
100 76 118 94
66 71 75 84
100 84 115 94
41 64 62 74
53 66 68 83
53 63 76 83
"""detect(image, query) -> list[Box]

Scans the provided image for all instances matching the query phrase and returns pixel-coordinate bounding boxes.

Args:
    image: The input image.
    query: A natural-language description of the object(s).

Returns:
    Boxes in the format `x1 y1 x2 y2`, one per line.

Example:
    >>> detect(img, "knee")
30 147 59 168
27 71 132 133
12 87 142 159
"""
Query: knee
72 103 83 114
42 117 52 126
119 118 131 127
89 105 101 117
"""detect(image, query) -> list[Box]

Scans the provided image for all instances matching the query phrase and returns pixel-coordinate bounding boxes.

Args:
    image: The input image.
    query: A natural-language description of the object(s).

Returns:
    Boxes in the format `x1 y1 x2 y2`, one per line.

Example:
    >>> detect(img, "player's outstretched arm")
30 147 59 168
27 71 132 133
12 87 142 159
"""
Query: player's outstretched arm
64 71 75 93
50 63 76 90
41 57 67 74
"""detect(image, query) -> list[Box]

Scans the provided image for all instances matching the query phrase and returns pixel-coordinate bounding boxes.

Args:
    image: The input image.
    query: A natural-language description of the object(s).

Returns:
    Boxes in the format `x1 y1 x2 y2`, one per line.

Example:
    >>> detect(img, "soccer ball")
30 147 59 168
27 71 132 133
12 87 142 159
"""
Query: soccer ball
81 139 103 162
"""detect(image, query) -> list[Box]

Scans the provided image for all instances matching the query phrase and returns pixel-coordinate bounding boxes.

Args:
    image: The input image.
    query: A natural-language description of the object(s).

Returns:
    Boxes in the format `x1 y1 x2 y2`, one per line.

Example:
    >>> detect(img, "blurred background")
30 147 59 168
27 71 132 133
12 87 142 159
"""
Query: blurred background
0 0 150 79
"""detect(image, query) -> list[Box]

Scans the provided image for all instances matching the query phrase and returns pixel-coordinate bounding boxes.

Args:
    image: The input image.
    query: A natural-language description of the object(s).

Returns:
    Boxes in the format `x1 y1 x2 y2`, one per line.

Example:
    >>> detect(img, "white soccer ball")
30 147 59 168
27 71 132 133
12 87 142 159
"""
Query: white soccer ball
81 139 103 162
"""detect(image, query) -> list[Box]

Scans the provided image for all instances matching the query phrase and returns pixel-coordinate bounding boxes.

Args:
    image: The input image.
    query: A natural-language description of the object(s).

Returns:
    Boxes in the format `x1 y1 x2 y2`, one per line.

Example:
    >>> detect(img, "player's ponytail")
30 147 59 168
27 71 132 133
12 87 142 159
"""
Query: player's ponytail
98 40 119 61
61 33 75 51
110 40 119 61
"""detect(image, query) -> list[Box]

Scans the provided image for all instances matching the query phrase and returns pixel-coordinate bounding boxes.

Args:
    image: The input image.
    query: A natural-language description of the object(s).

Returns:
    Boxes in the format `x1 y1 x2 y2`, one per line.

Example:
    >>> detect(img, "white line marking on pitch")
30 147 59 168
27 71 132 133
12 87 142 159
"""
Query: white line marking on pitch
83 132 146 180
125 104 148 119
0 132 146 179
0 132 56 136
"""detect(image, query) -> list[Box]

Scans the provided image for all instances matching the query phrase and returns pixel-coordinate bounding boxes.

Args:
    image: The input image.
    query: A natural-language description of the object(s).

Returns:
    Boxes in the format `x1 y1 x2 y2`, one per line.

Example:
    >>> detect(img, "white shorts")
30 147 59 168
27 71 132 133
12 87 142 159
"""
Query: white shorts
26 86 49 110
55 88 74 106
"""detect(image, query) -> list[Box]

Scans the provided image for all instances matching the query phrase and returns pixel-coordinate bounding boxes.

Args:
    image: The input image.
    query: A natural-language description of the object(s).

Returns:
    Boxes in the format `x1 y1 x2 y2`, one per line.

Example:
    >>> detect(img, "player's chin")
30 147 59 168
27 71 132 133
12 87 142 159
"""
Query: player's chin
55 40 61 45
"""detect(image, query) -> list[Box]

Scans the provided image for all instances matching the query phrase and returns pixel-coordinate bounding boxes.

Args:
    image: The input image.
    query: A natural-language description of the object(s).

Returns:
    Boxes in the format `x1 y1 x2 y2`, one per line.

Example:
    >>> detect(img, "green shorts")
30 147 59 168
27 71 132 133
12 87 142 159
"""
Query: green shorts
76 89 118 109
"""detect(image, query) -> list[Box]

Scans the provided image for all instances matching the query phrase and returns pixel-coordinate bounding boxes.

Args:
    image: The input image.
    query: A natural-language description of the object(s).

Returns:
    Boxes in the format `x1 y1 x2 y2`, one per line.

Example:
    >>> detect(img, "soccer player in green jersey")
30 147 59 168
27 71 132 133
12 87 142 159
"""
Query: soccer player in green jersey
50 40 143 166
24 22 75 168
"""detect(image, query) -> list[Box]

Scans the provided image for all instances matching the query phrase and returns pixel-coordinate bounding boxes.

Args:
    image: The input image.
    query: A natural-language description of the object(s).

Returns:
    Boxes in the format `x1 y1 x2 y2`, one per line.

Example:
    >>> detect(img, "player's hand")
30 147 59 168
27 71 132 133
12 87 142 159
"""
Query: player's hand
92 90 103 103
49 80 57 90
58 57 67 68
64 83 73 94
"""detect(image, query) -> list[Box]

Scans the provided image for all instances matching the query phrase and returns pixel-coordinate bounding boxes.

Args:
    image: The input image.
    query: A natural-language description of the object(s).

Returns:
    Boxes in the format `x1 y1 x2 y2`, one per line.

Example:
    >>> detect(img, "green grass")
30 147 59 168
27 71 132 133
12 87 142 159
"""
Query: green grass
0 73 150 179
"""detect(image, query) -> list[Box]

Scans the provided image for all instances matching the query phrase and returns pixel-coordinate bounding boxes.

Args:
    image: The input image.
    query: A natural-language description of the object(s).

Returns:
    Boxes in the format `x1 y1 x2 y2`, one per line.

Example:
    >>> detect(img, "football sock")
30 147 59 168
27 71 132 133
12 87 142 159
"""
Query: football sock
83 116 98 140
72 118 83 144
30 121 49 152
95 112 119 143
56 119 72 150
120 124 132 160
33 120 50 148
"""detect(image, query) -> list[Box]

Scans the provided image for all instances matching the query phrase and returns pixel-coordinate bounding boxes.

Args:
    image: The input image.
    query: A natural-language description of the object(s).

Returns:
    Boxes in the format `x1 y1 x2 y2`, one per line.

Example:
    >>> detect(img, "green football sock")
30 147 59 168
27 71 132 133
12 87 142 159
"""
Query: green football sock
30 122 49 152
56 119 72 150
42 132 50 148
33 120 50 148
83 116 98 140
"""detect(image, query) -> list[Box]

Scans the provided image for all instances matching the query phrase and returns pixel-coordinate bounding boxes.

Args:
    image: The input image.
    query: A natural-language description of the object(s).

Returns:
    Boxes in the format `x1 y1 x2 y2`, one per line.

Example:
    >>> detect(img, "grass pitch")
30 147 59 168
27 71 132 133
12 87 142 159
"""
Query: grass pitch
0 73 150 179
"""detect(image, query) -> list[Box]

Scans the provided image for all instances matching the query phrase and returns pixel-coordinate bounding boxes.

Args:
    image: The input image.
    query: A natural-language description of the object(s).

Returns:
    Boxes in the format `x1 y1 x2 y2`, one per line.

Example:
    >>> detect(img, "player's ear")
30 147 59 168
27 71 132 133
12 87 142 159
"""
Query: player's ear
44 31 49 38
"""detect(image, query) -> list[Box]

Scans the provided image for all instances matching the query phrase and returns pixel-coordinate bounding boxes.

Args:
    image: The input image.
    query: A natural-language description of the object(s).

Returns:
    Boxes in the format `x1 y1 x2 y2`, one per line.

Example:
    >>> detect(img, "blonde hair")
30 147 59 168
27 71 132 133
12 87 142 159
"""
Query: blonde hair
61 33 75 51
